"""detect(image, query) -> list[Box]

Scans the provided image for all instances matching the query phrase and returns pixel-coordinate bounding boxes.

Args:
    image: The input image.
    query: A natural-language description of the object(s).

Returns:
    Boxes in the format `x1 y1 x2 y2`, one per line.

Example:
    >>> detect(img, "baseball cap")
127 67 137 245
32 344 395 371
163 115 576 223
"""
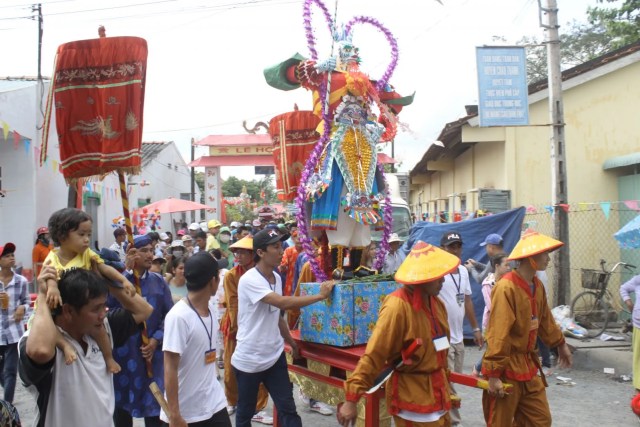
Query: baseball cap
99 248 125 272
389 233 403 243
252 219 262 227
37 226 49 235
0 243 16 257
208 219 222 229
177 229 186 236
199 221 208 232
184 252 219 287
181 235 193 242
170 240 185 248
253 229 287 250
159 232 170 241
152 255 167 264
440 231 463 247
480 233 503 247
188 222 200 231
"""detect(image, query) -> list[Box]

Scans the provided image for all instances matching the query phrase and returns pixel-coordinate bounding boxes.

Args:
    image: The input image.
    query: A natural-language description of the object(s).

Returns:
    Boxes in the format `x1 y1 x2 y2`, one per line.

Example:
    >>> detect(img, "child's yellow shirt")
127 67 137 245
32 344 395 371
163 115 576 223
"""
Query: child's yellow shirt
44 248 104 275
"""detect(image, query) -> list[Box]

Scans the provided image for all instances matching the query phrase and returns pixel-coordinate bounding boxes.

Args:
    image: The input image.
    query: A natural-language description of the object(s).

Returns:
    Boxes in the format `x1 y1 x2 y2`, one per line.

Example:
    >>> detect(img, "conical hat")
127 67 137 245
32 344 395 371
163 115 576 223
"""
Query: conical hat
507 230 563 261
230 236 253 251
394 241 460 285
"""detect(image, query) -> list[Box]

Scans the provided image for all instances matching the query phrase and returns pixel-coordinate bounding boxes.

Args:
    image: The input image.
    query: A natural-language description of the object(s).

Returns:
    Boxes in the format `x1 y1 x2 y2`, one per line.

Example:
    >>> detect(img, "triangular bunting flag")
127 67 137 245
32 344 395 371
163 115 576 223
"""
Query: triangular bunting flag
13 131 20 150
52 159 58 172
2 122 9 141
544 205 554 214
558 203 570 213
24 138 31 155
624 200 640 211
578 202 588 211
600 202 611 220
34 146 41 161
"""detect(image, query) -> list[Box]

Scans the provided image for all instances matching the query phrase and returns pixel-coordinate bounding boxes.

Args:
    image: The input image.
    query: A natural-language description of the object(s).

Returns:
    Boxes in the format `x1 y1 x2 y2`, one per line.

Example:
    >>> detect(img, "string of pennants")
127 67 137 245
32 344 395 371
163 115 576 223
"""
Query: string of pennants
526 201 640 220
0 120 123 201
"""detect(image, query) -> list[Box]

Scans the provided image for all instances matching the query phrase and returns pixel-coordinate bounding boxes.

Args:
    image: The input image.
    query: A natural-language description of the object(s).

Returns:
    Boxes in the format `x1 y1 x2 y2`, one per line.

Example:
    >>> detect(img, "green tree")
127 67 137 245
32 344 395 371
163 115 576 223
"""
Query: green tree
194 171 205 204
519 20 617 83
520 2 640 84
589 0 640 48
221 175 276 204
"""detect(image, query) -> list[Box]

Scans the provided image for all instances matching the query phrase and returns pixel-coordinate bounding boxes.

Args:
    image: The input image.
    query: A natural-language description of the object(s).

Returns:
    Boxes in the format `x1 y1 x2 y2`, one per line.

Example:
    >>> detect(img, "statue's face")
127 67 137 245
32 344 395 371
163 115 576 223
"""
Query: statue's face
338 41 360 66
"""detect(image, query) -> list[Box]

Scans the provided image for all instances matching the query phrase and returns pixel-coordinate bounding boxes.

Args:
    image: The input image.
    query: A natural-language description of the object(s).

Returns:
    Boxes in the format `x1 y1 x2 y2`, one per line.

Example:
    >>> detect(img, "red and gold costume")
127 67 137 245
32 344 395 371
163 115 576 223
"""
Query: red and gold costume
481 231 566 426
280 245 300 298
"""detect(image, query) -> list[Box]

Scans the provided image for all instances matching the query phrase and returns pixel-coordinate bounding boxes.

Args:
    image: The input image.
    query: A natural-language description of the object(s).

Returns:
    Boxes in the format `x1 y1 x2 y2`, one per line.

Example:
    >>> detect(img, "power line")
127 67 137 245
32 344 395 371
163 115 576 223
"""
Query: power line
143 110 284 134
0 0 299 21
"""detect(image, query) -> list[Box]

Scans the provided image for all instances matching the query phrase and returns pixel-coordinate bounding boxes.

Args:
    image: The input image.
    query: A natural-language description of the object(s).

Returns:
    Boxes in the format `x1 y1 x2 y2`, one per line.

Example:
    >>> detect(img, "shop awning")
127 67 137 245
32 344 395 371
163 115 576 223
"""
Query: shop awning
603 152 640 170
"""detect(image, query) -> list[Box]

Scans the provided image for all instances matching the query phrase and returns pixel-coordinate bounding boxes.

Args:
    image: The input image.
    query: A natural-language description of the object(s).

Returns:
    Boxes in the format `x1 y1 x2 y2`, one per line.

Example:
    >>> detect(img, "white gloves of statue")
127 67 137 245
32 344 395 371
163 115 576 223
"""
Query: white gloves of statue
315 57 337 73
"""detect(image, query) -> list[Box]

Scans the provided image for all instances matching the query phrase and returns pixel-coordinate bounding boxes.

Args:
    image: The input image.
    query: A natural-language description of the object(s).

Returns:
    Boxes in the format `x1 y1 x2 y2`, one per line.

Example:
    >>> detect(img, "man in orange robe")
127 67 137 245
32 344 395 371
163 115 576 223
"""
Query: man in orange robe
482 230 573 426
338 242 461 427
220 236 269 419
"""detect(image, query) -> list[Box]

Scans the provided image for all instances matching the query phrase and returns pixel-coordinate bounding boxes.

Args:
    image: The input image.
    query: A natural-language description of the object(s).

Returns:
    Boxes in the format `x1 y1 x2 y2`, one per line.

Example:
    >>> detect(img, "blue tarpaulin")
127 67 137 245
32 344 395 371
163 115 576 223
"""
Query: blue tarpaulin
403 207 526 338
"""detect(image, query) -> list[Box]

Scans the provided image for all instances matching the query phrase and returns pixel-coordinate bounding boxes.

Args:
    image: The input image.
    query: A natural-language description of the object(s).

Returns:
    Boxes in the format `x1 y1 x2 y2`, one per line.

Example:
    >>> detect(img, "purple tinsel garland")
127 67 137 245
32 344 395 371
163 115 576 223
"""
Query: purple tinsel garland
296 0 399 281
345 16 399 91
373 166 393 272
303 0 335 61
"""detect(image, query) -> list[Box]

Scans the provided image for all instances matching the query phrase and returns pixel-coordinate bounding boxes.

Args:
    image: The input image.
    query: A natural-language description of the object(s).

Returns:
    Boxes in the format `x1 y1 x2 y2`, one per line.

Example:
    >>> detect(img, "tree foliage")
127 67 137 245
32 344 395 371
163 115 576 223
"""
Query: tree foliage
589 0 640 48
519 20 617 83
519 1 640 84
221 175 276 203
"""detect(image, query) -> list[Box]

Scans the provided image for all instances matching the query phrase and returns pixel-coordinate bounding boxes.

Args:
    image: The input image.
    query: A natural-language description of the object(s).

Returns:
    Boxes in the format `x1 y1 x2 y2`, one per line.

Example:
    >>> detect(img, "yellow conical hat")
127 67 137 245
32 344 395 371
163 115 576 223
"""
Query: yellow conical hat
507 230 563 261
230 236 253 251
394 241 461 285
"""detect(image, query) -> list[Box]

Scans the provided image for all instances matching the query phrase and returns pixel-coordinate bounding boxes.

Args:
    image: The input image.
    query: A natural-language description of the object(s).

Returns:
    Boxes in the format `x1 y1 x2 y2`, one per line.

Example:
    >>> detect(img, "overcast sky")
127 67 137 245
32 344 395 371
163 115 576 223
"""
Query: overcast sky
2 0 602 181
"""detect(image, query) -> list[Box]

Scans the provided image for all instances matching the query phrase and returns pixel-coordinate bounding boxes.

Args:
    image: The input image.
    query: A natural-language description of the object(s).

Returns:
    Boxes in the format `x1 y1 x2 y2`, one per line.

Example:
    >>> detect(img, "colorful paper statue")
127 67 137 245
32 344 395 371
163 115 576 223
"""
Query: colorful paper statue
264 0 414 280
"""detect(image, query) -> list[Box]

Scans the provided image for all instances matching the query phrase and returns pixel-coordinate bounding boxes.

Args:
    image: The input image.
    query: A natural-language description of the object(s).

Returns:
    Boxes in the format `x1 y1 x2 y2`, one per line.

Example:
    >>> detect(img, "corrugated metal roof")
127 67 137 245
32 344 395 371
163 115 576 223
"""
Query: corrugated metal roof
603 152 640 170
0 79 37 93
140 141 170 167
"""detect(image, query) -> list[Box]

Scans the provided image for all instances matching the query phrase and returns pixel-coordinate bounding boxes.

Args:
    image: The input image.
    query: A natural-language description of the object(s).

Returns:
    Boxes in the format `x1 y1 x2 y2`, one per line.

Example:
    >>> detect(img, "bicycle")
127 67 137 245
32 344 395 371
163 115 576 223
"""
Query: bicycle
570 259 636 338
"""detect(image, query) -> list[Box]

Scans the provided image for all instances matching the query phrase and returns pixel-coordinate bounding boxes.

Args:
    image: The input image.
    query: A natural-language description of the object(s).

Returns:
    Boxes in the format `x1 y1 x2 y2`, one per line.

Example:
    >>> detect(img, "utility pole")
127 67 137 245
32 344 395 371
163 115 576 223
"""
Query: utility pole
540 0 570 306
33 3 43 80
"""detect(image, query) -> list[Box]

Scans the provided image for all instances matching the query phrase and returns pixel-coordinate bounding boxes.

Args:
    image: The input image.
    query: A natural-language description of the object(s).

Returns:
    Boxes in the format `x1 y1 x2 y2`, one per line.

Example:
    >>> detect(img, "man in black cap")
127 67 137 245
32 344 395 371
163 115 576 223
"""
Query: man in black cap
231 229 335 427
162 252 231 426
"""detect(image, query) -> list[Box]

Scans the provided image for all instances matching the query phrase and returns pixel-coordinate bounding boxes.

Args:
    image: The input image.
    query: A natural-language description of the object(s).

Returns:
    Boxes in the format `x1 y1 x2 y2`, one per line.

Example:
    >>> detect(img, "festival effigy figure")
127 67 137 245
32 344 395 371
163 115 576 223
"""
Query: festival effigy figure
264 3 414 280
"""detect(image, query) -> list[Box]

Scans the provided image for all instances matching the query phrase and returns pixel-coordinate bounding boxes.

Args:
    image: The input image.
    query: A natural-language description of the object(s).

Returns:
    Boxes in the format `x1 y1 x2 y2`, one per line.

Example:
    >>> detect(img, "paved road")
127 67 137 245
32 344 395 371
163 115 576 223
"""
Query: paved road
11 345 640 426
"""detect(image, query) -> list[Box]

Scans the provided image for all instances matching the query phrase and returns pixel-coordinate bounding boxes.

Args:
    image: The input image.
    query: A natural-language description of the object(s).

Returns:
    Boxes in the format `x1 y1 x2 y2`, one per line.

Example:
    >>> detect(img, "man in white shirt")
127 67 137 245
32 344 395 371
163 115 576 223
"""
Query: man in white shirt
162 251 231 427
231 229 334 427
109 228 127 262
382 233 406 274
439 231 483 427
19 264 152 427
